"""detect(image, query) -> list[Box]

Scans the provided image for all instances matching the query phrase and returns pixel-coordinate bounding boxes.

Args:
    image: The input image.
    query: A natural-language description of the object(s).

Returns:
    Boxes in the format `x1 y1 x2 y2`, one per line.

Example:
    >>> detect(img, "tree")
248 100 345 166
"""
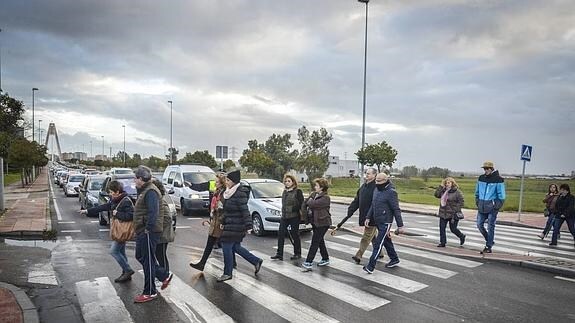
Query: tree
178 150 218 169
166 147 178 164
402 165 419 178
296 126 332 184
239 140 276 178
144 155 167 170
129 153 142 168
263 134 298 179
426 166 450 178
355 141 398 172
223 159 236 171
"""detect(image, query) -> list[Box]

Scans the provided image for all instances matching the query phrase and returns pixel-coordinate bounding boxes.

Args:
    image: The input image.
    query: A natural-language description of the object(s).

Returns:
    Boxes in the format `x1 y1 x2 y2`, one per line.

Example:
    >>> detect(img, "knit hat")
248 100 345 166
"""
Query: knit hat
226 170 241 184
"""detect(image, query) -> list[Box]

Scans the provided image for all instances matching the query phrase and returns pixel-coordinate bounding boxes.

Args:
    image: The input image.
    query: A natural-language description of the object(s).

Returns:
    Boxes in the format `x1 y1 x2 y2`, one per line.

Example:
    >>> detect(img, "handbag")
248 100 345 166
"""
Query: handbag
455 211 464 220
110 197 135 242
543 208 550 217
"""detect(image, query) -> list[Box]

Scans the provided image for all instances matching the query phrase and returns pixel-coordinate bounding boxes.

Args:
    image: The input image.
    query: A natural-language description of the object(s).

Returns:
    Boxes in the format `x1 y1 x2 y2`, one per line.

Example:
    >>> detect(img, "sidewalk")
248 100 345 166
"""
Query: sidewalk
0 170 51 238
331 196 575 278
0 283 39 323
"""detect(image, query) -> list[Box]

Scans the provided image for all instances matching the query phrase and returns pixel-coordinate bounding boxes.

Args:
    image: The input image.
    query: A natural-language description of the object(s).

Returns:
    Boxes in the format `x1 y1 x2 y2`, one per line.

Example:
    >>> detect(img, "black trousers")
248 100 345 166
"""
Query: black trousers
276 217 301 257
305 225 329 263
156 242 169 272
196 235 218 266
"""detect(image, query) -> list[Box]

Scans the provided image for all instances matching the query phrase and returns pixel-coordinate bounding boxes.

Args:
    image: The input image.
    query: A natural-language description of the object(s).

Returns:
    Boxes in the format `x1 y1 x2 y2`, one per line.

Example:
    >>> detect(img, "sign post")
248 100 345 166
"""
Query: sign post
216 146 228 171
518 144 532 221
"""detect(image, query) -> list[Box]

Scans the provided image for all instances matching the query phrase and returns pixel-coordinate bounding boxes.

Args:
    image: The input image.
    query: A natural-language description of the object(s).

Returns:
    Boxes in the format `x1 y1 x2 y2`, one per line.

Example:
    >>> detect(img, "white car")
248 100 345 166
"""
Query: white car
242 179 312 236
162 165 215 216
64 174 86 197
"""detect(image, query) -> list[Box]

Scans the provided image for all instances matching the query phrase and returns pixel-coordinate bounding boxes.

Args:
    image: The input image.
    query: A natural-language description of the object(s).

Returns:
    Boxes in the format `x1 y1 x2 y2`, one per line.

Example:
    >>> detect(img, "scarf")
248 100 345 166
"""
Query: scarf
223 183 240 200
440 189 449 207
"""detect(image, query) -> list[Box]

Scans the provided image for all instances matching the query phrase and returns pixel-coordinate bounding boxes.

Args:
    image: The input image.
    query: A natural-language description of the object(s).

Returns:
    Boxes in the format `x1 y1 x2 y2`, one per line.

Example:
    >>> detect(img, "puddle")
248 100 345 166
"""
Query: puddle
2 238 58 251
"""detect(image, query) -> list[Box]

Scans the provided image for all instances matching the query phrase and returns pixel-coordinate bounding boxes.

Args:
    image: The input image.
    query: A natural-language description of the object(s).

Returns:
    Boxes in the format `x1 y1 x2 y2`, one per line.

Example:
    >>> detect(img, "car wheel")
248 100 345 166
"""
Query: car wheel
252 213 265 237
99 212 107 226
180 198 191 216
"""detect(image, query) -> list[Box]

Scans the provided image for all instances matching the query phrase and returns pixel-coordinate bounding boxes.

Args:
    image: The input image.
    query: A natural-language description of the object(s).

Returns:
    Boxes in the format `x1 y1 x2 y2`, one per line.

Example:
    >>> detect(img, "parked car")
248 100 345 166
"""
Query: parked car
54 170 67 185
57 171 70 187
162 165 216 216
109 167 133 175
64 174 86 197
241 178 312 236
78 175 106 210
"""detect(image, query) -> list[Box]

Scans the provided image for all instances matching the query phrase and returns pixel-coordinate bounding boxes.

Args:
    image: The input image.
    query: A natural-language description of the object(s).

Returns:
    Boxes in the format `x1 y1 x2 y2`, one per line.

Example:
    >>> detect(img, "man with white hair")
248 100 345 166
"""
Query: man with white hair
363 173 405 274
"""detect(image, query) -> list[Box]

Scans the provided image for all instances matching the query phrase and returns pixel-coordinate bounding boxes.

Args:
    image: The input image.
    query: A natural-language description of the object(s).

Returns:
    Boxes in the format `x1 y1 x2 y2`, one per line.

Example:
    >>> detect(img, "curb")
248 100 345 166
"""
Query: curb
0 282 39 323
337 225 575 278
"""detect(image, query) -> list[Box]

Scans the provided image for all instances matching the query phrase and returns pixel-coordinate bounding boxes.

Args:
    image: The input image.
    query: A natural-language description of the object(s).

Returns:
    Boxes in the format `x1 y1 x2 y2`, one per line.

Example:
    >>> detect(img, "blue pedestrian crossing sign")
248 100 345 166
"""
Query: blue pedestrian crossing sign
520 145 532 162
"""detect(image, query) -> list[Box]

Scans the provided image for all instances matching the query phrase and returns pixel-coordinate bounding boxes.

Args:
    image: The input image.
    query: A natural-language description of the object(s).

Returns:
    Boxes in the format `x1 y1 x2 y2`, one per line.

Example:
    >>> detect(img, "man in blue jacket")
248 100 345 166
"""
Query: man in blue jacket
475 161 506 254
363 173 405 274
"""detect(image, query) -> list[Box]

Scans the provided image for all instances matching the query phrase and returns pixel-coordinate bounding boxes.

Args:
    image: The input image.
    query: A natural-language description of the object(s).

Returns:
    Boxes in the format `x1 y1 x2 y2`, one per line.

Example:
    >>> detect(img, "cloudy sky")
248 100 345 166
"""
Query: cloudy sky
1 0 574 175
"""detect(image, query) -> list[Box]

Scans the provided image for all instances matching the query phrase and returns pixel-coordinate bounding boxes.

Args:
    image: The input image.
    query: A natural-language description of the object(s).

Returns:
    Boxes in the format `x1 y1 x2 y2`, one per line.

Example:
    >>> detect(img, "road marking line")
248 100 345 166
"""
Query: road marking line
136 271 233 322
90 220 99 223
324 241 457 279
186 218 205 220
28 263 58 285
206 259 338 322
293 246 427 293
251 250 390 310
61 230 81 233
175 226 191 229
65 236 73 242
75 277 133 323
554 276 575 283
58 221 76 224
99 229 110 232
76 258 86 267
333 235 482 268
53 197 63 221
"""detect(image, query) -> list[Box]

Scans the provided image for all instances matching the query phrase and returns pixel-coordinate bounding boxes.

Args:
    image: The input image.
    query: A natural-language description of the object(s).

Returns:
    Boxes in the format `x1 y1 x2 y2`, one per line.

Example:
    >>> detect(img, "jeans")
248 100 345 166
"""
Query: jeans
136 232 169 295
305 225 329 263
551 216 575 245
356 226 377 258
222 241 261 276
110 241 132 273
366 223 398 271
156 243 169 272
276 217 301 257
439 218 464 245
542 214 556 237
476 210 498 248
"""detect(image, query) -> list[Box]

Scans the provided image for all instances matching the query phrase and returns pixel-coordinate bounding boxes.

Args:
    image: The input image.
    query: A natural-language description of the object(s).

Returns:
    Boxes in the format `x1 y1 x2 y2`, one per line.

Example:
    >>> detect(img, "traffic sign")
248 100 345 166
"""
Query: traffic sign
520 145 532 162
216 146 228 159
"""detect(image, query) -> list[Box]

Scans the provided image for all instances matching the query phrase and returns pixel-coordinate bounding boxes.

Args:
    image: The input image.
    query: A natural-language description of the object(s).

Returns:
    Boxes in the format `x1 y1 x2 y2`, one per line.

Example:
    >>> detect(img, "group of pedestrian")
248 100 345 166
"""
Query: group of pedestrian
539 183 575 246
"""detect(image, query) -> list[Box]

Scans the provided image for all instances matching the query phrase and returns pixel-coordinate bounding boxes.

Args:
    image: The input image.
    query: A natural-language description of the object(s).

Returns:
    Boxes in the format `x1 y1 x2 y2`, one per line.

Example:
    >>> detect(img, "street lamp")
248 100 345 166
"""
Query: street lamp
32 88 38 142
122 125 126 167
101 135 104 159
90 140 93 158
358 0 369 185
168 100 173 165
0 28 3 92
38 119 42 143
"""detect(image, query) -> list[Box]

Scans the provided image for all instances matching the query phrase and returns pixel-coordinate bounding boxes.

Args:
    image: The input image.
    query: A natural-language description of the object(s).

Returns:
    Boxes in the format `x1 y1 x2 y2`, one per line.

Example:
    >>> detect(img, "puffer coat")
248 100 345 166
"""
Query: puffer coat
434 186 464 220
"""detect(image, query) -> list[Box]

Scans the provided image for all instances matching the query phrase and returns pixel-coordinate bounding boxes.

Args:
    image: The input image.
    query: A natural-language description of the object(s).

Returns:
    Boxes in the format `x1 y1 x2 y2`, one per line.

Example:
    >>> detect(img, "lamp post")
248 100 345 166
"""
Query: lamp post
101 136 104 159
90 140 93 159
168 100 173 165
32 88 38 142
38 119 42 143
0 28 3 92
358 0 369 185
122 125 126 167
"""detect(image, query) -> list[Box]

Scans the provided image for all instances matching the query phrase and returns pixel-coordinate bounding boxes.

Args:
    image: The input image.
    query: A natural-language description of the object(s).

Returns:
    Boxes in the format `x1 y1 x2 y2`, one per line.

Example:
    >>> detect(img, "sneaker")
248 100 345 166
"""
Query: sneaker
134 294 157 303
480 246 492 254
114 271 134 283
290 255 302 260
352 256 361 264
385 259 400 268
217 274 232 282
254 258 263 274
114 272 125 283
189 262 205 271
301 262 313 272
270 255 283 260
437 244 446 248
549 242 557 246
460 235 466 246
161 272 173 290
362 266 373 274
317 259 330 267
537 233 545 240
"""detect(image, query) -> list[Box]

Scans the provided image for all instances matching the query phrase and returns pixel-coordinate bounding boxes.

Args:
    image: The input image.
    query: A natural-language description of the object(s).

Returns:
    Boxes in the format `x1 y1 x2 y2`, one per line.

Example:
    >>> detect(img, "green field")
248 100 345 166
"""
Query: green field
3 173 21 187
330 176 575 213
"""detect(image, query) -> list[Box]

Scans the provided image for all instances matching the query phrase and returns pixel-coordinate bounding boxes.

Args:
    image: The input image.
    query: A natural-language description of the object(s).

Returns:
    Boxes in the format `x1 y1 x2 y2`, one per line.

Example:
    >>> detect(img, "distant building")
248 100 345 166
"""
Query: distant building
94 154 108 161
293 156 359 182
73 152 87 161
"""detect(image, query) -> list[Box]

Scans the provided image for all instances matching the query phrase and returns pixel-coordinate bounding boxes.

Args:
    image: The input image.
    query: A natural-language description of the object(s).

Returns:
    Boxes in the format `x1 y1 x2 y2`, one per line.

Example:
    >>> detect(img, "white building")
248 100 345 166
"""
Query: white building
293 156 359 182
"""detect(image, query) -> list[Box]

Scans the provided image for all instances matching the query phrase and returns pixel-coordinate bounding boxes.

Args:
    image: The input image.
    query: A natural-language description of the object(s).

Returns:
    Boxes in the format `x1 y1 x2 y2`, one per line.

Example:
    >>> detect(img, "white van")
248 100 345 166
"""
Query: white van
162 165 216 216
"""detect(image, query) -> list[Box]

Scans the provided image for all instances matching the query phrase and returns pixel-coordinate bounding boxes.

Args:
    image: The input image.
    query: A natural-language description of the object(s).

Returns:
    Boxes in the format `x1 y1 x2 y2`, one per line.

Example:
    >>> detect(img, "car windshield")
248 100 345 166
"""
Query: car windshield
250 182 284 199
89 179 104 190
116 178 137 195
114 169 132 175
69 176 85 182
183 172 216 192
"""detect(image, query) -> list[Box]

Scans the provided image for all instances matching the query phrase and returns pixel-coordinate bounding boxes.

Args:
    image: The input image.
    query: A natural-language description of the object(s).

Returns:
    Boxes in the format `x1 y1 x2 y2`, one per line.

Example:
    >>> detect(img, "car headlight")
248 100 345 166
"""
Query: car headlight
266 208 281 217
189 194 201 199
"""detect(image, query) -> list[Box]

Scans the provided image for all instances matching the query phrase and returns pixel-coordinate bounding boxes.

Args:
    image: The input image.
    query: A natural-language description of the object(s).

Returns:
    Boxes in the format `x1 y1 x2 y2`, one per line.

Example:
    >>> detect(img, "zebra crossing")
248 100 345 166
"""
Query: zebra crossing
71 233 485 322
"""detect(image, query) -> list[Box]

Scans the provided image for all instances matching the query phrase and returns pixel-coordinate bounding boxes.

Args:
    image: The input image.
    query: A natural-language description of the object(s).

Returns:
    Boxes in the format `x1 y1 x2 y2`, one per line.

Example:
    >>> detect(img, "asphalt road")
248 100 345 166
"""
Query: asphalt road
11 178 575 322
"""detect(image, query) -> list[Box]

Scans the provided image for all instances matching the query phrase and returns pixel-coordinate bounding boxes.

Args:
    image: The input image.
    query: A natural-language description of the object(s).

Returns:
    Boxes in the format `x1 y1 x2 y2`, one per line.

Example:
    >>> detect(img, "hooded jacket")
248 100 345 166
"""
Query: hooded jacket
366 181 403 227
220 185 252 242
475 170 506 214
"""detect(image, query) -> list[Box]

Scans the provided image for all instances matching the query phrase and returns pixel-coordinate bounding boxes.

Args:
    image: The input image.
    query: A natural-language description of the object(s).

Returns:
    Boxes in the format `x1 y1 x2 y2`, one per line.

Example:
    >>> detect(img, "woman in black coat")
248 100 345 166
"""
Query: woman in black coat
550 184 575 246
217 170 263 282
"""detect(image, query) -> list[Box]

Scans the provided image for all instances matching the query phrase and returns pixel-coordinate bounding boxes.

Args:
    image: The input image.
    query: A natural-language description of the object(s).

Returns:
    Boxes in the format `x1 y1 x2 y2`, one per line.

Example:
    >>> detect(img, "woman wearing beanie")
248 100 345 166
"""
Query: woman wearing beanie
217 170 263 282
301 178 332 272
434 177 466 247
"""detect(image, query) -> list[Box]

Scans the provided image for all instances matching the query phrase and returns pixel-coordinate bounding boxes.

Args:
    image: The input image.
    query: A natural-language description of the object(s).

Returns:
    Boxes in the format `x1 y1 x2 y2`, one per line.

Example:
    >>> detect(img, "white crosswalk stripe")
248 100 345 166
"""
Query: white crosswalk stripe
75 277 133 323
333 234 483 268
251 250 390 310
205 259 339 322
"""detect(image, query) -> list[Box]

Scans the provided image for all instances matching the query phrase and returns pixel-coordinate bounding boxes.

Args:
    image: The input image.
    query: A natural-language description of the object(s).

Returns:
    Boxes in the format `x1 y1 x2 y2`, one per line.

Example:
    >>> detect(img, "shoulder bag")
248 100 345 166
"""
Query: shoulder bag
110 197 135 242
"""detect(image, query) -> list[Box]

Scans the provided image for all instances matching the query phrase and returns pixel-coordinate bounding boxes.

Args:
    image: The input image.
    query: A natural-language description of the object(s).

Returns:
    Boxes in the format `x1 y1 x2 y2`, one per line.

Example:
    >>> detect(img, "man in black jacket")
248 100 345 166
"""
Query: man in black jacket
336 168 379 264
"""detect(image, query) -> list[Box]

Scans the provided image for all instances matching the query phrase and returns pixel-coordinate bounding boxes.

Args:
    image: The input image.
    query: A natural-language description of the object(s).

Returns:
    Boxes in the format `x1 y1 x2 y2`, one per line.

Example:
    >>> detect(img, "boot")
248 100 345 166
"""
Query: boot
189 261 205 271
115 270 134 283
